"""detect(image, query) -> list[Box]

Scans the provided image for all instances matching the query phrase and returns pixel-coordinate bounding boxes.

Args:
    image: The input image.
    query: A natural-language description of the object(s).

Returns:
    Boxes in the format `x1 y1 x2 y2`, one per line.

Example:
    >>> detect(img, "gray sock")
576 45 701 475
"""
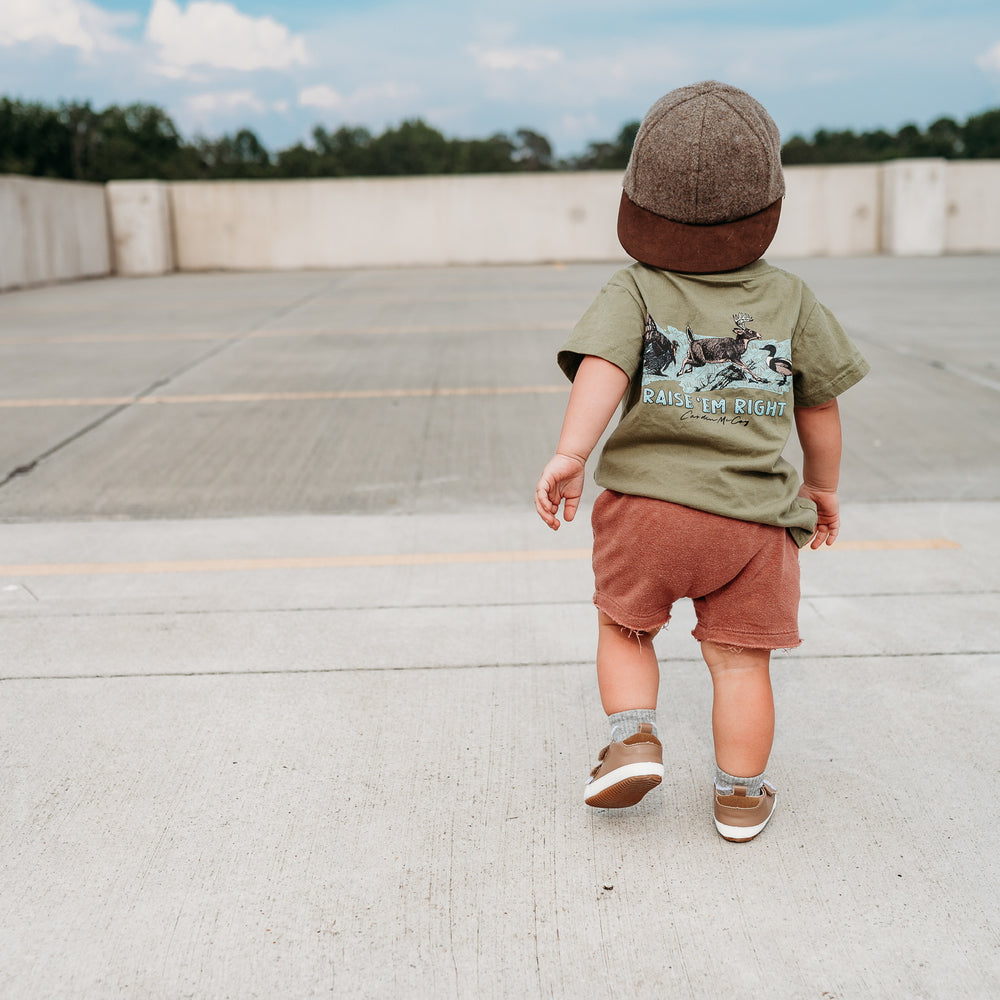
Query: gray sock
608 709 657 743
715 766 765 797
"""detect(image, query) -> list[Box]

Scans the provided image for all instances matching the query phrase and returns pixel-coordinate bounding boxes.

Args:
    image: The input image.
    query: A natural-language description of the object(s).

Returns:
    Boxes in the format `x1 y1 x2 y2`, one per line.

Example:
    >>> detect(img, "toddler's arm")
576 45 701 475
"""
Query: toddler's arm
794 397 843 549
535 355 629 530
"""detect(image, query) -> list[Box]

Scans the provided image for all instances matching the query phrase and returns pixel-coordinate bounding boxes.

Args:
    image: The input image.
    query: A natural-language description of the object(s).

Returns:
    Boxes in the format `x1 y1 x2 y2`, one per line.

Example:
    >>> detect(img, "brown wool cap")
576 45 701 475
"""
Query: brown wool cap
618 80 785 273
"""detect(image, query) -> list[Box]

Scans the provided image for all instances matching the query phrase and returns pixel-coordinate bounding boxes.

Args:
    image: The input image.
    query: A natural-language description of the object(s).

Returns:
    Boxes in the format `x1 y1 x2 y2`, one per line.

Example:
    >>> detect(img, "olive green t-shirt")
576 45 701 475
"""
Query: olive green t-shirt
558 260 870 547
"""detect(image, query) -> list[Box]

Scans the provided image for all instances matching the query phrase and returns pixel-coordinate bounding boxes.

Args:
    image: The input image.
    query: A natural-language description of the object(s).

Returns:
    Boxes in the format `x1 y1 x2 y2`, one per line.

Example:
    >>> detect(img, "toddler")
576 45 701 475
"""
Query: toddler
534 81 869 841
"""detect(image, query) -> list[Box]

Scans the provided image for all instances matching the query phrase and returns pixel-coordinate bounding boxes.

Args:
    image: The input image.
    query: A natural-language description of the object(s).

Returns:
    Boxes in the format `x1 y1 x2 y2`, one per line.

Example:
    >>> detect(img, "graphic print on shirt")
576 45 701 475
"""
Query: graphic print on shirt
642 312 792 397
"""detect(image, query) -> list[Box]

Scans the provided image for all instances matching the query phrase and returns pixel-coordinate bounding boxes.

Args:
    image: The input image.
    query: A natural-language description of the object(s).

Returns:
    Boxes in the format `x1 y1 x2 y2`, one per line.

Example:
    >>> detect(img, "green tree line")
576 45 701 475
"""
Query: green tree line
780 111 1000 164
2 96 999 183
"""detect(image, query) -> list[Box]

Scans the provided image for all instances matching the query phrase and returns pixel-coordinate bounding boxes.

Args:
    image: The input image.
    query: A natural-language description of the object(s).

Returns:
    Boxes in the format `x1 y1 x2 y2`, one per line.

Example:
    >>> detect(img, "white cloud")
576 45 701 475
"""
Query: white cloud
298 81 416 116
0 0 132 54
977 40 1000 74
299 84 342 111
186 89 266 115
146 0 308 76
470 44 562 72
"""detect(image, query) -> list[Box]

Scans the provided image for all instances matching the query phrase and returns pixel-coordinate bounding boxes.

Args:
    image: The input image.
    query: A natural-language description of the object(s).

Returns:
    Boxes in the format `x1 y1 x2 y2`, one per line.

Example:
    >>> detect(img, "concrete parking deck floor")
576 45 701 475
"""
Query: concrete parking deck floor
1 257 999 999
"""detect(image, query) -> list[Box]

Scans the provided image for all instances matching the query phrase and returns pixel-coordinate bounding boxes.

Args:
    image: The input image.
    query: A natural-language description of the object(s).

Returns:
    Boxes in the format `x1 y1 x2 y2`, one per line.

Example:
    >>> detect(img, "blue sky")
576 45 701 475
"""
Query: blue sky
2 0 1000 157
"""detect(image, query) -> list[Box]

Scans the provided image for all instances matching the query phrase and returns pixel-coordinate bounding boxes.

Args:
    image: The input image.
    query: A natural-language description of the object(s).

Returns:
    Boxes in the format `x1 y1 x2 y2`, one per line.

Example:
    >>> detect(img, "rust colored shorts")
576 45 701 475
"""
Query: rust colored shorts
591 490 801 649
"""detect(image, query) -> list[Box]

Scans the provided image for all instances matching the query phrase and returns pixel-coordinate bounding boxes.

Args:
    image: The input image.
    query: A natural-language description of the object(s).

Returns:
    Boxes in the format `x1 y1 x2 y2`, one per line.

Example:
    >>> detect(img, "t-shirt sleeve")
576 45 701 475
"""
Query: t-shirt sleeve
792 293 871 407
557 274 646 382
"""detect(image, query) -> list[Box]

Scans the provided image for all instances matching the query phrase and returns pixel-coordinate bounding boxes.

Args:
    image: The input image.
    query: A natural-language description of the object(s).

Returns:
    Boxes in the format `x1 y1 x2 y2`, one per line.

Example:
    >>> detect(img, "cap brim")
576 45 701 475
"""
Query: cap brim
617 191 782 273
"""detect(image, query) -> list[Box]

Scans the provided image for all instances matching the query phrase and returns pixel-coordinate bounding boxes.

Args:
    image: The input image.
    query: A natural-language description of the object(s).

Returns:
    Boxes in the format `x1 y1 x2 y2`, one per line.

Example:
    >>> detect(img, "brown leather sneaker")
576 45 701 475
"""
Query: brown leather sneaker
714 782 776 841
584 723 664 808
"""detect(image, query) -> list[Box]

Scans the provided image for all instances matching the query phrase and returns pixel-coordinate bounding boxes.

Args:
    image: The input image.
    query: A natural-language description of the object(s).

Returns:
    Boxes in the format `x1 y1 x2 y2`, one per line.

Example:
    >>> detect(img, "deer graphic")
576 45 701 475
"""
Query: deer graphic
677 313 764 382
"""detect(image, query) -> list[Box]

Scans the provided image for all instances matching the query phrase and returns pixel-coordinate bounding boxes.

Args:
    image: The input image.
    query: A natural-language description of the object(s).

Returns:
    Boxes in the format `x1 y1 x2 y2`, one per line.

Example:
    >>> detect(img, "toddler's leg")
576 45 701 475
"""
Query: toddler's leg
596 610 660 714
702 639 777 841
585 610 663 808
701 639 774 775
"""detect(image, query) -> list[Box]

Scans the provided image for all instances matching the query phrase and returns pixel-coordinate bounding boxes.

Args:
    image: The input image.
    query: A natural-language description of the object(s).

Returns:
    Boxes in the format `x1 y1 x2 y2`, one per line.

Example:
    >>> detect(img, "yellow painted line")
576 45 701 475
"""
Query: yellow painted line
0 385 570 409
0 549 594 577
0 321 569 346
250 322 570 338
0 396 137 408
0 331 240 346
829 538 960 551
0 539 959 578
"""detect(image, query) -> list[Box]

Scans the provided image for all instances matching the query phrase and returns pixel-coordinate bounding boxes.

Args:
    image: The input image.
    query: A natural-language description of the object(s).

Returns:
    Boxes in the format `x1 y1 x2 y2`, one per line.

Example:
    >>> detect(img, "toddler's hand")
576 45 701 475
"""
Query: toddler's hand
798 484 840 548
535 454 586 530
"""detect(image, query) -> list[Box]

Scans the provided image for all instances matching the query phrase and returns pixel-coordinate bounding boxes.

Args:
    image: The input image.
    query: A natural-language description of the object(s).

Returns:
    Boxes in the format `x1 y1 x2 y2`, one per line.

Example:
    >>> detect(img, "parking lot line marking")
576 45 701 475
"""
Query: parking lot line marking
0 321 570 346
0 385 570 408
0 549 594 577
829 538 960 551
0 539 959 577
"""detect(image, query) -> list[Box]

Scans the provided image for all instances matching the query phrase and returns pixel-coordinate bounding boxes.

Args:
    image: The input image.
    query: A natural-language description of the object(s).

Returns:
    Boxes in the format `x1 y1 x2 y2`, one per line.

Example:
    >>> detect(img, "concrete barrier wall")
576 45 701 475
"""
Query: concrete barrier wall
106 180 175 277
0 175 111 292
162 159 1000 274
168 172 626 271
944 161 1000 253
2 161 999 290
770 164 881 258
882 159 947 256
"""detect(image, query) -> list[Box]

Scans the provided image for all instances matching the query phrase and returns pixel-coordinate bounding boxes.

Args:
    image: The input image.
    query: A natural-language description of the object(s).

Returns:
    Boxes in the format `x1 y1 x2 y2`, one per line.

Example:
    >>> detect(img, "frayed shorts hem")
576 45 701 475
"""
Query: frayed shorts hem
594 594 671 636
596 596 801 650
691 623 802 651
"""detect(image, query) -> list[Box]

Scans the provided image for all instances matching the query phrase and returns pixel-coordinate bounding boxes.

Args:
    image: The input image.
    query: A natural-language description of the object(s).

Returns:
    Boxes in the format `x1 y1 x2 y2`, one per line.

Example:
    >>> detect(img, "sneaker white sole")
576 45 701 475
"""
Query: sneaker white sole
585 762 664 807
714 805 775 842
